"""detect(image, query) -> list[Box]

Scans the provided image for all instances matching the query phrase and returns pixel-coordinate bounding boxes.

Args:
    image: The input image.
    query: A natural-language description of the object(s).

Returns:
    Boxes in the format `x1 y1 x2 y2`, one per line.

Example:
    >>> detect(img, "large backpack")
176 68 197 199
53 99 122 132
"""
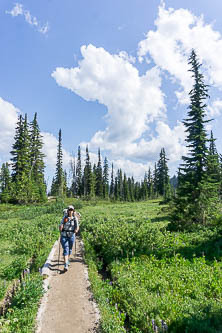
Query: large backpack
61 216 77 238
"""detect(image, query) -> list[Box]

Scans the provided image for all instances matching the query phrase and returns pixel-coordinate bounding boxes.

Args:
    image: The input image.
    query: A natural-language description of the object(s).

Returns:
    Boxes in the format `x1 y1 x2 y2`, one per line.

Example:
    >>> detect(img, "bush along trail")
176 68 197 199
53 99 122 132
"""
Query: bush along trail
80 200 222 333
0 201 65 332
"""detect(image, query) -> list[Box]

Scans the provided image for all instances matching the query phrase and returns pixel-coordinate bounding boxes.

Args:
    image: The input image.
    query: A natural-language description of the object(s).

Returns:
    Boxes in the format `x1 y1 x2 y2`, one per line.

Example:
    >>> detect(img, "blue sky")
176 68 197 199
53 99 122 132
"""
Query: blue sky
1 0 222 186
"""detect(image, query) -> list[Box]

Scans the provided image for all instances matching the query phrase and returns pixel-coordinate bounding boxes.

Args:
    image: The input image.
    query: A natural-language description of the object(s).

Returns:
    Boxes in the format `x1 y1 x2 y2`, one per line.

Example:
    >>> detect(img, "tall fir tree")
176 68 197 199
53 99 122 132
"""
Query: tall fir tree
95 148 103 197
83 145 93 197
91 163 97 198
76 146 83 197
103 156 109 199
50 177 56 196
123 173 130 201
114 176 119 200
157 148 171 200
10 114 31 203
110 163 114 199
11 115 23 182
134 182 141 201
0 163 11 203
153 163 158 198
207 131 221 197
147 167 153 198
172 50 219 226
51 129 64 196
117 169 123 200
63 170 68 196
70 156 77 197
141 173 148 200
208 131 220 175
29 113 46 202
128 176 135 202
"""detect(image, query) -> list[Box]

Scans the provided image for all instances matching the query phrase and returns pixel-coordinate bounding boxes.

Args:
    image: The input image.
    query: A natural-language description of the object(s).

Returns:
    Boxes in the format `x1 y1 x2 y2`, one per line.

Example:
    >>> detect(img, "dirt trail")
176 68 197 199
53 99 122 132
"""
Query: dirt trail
36 237 99 333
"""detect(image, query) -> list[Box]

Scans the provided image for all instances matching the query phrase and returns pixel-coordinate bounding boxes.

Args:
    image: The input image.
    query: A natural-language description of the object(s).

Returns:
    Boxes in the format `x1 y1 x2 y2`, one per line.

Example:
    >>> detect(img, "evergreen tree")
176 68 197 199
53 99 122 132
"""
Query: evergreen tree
172 50 219 226
207 131 221 197
117 169 123 200
29 113 46 202
95 148 103 197
11 115 23 182
157 149 165 196
157 148 171 200
103 157 109 199
153 163 158 198
70 156 77 197
53 129 64 197
147 167 153 198
83 145 93 197
134 182 141 201
114 176 119 200
50 177 56 196
128 176 135 202
91 163 97 198
63 170 68 196
123 173 130 201
142 173 148 200
110 163 115 199
10 114 31 203
0 163 11 203
76 146 83 197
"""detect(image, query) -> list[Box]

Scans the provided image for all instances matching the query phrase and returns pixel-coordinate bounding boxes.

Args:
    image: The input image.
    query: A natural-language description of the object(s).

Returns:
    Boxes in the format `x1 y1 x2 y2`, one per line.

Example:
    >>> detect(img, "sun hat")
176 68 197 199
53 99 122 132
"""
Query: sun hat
68 205 74 210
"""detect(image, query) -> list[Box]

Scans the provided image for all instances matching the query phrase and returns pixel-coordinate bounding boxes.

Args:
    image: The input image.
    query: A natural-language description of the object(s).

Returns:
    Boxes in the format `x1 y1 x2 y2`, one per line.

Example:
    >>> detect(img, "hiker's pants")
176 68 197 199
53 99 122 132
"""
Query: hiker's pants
60 235 75 256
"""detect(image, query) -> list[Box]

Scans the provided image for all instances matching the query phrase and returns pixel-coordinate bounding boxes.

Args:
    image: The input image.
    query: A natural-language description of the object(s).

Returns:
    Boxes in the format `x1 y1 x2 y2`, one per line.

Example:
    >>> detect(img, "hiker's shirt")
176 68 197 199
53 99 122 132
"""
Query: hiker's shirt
60 216 79 238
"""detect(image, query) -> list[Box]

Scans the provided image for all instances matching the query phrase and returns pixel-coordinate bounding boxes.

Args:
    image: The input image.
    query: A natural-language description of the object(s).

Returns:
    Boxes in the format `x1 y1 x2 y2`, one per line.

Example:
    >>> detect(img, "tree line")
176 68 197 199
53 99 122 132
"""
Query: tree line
0 117 172 204
50 132 173 202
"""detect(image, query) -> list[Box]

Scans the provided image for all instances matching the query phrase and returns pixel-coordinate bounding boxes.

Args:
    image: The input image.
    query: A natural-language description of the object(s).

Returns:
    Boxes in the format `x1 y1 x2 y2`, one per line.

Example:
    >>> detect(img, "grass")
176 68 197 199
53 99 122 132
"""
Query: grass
1 198 222 332
80 199 222 332
0 200 66 332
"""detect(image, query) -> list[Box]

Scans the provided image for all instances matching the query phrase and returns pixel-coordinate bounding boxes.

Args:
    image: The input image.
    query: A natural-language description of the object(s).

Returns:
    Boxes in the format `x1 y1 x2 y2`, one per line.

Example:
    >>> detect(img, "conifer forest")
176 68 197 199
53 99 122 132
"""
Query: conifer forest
1 51 222 332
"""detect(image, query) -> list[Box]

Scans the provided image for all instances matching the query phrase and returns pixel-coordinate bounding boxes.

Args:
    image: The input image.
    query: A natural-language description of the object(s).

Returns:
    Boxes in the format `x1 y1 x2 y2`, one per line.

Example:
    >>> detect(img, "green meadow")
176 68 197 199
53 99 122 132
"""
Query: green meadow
1 199 222 332
80 200 222 332
0 202 63 332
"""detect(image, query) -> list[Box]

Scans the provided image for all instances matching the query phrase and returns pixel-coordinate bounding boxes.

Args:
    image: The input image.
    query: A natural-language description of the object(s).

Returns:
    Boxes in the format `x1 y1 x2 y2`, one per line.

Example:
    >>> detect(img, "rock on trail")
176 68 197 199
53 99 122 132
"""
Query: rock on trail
36 237 99 333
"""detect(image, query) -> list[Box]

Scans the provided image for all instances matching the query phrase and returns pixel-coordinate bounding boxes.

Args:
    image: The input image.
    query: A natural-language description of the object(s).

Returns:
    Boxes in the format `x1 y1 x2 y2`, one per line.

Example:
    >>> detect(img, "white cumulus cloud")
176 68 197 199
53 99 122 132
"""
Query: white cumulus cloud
52 44 166 145
6 3 49 34
138 2 222 103
52 44 167 144
52 43 187 176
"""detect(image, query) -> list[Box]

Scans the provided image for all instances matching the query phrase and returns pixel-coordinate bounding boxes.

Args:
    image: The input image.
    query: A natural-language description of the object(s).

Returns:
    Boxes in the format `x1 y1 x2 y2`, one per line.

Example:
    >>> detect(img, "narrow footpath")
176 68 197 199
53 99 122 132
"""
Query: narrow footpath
36 237 99 333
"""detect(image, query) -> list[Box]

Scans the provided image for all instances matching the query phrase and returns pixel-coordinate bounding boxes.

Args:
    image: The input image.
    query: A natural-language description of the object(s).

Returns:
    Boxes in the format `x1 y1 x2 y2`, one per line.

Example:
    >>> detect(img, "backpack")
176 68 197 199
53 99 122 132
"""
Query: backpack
61 216 77 238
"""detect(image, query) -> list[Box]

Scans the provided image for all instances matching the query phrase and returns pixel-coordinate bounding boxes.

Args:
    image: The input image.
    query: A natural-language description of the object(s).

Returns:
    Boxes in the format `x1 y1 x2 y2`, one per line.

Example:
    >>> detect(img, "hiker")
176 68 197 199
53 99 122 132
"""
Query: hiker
59 205 79 271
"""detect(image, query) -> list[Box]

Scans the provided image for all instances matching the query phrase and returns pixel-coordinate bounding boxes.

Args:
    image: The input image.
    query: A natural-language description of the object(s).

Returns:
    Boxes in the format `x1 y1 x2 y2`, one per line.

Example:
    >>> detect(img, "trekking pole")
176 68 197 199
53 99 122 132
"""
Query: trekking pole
58 238 61 273
75 234 77 257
